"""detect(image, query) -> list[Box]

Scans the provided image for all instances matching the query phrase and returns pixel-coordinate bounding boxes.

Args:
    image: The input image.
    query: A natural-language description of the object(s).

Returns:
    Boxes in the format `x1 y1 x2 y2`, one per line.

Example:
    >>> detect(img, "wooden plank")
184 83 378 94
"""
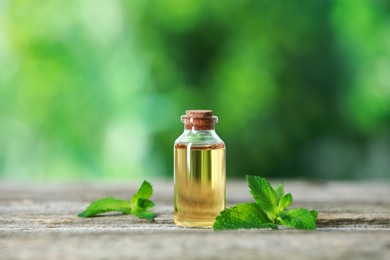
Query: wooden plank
0 181 389 259
1 231 389 260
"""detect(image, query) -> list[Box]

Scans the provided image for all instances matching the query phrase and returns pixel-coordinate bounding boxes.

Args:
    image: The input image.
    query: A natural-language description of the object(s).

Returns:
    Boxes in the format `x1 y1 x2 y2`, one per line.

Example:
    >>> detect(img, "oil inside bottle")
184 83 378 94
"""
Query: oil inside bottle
174 143 226 227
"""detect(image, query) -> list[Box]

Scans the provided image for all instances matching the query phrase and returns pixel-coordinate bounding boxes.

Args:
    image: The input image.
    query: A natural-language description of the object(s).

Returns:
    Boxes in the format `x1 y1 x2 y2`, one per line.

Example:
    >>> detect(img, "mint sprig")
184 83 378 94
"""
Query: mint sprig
214 176 318 230
213 203 278 230
78 181 155 220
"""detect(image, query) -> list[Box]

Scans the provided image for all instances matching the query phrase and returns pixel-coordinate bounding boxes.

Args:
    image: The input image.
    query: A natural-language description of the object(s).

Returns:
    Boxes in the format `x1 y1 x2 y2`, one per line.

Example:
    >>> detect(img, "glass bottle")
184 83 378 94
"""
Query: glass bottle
174 110 226 228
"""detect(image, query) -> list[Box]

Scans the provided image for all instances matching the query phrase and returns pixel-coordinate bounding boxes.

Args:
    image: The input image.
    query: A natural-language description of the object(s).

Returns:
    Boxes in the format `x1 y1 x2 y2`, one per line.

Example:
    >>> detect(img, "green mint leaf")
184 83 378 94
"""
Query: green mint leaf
78 180 156 220
131 181 153 206
78 197 131 218
213 176 317 231
279 208 317 230
131 181 155 220
132 199 155 220
213 203 277 230
246 175 277 218
278 193 292 211
310 210 318 219
274 183 284 203
133 209 155 220
138 199 155 210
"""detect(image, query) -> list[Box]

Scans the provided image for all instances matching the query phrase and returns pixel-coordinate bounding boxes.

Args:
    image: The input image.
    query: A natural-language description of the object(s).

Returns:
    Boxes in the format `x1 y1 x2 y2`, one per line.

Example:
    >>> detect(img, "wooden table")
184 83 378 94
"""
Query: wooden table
0 181 389 259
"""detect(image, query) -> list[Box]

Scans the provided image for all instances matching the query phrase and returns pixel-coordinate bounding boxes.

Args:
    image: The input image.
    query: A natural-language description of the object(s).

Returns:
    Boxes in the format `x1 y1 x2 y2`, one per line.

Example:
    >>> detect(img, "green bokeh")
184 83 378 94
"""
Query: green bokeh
1 0 389 181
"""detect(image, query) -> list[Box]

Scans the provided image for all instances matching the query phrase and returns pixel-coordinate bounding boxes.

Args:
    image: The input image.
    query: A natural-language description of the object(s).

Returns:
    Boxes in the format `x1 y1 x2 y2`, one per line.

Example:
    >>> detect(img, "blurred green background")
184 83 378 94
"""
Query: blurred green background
1 0 390 181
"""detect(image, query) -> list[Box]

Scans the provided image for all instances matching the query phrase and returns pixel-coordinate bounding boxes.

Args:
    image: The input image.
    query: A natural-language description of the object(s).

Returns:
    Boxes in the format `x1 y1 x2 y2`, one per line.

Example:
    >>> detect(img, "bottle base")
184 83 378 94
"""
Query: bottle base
174 216 214 228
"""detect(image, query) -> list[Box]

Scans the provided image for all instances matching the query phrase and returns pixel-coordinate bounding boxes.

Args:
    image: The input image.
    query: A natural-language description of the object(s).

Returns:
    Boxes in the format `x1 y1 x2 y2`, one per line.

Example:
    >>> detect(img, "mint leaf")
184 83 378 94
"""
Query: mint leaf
78 181 155 220
133 210 155 220
213 203 277 230
246 175 277 218
130 181 155 220
132 199 155 220
138 199 155 210
131 181 153 206
214 176 318 231
78 197 132 218
279 208 318 230
278 193 292 211
310 210 318 219
274 183 284 203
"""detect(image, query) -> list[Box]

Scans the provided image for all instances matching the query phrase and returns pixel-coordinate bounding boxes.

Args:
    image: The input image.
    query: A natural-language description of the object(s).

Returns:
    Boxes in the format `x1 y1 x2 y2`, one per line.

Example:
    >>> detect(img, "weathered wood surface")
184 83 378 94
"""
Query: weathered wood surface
0 181 389 260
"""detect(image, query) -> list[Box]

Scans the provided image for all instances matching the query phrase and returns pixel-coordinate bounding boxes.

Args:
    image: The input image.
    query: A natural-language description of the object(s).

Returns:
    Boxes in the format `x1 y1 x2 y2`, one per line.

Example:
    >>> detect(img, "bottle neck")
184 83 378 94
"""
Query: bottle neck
184 124 215 131
176 110 222 145
182 128 216 134
176 128 223 145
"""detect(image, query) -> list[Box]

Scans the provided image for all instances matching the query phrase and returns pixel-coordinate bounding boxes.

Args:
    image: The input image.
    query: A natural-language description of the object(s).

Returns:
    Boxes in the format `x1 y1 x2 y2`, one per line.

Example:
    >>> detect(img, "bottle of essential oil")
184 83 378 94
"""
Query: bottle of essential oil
174 110 226 228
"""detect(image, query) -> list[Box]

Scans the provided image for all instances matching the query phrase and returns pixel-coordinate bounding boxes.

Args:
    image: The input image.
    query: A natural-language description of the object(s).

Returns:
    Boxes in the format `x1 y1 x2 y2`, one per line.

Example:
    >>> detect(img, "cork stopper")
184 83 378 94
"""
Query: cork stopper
181 110 218 130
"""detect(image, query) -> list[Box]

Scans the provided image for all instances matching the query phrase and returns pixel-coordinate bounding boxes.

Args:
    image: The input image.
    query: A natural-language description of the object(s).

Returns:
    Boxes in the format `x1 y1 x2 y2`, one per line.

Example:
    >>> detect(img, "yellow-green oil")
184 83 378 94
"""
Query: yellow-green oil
174 143 226 227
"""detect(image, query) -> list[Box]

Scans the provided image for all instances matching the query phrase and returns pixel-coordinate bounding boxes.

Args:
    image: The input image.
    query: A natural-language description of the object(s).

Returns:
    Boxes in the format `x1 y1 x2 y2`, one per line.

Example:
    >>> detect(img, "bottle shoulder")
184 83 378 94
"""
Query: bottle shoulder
174 130 224 146
175 142 225 149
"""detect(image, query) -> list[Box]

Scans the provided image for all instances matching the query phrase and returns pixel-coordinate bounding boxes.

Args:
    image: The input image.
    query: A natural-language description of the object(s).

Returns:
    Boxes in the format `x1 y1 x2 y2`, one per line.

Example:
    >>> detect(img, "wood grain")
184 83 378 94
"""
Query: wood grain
0 181 389 259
